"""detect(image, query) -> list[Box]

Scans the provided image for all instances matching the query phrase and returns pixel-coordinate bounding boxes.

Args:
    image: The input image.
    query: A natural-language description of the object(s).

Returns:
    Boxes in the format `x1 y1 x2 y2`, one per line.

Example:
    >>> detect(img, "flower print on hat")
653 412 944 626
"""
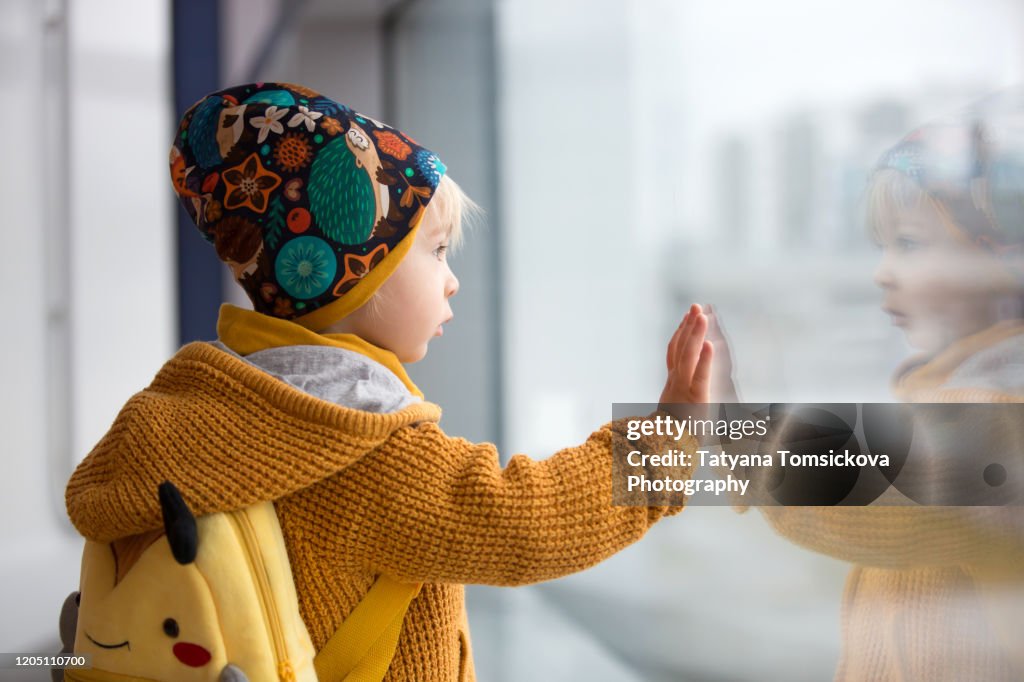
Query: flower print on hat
250 106 288 144
222 154 281 213
170 82 447 328
287 105 323 133
275 236 337 299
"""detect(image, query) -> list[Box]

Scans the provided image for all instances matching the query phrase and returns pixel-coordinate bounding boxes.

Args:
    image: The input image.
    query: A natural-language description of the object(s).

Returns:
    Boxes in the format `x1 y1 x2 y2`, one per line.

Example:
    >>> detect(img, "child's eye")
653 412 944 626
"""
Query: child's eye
433 244 448 260
895 236 922 252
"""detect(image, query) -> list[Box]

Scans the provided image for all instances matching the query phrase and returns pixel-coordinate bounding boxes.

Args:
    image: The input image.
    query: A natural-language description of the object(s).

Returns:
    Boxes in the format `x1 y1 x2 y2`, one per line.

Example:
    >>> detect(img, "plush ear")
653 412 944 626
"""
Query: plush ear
158 481 198 565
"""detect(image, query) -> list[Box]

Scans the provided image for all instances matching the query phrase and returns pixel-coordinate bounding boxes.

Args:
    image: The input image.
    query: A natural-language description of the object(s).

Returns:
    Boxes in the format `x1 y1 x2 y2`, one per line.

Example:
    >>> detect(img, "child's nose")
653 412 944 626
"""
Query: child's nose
445 269 459 298
873 253 896 289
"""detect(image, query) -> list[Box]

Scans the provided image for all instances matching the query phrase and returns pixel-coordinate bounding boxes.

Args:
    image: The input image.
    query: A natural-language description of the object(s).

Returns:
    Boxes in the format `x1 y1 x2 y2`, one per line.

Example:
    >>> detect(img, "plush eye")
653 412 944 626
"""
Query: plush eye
163 618 180 638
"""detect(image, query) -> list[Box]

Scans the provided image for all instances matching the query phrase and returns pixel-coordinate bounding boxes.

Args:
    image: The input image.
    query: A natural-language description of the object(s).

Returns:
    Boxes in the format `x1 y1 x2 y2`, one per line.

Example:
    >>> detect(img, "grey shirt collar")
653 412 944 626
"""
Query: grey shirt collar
210 341 420 414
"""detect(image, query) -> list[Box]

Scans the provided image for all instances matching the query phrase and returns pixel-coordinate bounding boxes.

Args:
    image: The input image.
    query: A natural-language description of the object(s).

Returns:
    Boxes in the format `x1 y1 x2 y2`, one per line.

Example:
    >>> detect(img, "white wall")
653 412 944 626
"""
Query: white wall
0 0 174 653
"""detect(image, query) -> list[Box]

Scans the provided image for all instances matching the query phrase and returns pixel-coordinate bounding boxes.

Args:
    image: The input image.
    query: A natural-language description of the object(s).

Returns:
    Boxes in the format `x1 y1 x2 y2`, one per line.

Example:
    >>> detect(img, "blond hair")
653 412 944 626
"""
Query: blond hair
865 168 969 244
359 174 481 321
429 173 482 252
866 168 929 242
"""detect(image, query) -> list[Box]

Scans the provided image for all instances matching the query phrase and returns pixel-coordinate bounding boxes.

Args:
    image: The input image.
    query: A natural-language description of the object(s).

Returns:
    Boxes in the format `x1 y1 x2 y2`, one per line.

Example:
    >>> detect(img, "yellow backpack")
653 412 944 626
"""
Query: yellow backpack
62 482 419 682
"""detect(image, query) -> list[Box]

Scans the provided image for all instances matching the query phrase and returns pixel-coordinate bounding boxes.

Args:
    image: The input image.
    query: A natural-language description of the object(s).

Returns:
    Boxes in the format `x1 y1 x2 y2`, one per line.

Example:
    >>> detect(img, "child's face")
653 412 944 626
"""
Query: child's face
873 200 1010 355
334 200 459 362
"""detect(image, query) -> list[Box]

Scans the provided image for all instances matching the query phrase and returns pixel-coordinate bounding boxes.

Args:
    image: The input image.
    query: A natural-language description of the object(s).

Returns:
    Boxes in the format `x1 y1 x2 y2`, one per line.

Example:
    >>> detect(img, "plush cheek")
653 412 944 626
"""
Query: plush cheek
172 642 212 667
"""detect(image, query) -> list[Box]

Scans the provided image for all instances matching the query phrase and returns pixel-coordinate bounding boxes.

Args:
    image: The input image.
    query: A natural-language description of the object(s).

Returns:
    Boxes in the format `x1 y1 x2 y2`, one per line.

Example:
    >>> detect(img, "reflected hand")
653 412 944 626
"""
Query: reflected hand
706 304 741 403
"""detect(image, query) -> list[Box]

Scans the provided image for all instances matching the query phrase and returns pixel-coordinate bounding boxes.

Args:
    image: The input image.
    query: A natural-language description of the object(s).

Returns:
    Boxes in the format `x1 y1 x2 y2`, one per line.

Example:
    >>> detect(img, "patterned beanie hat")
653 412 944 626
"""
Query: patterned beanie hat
170 81 447 330
875 90 1024 256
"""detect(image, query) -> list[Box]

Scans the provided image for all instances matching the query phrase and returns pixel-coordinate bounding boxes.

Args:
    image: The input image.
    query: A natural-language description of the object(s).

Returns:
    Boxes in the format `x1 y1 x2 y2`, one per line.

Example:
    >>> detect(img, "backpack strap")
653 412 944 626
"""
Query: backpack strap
313 575 421 682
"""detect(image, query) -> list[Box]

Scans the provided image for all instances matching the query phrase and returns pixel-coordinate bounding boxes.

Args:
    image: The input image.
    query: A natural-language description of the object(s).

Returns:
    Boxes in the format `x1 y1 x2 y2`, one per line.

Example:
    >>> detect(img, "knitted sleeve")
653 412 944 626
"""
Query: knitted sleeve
276 420 696 585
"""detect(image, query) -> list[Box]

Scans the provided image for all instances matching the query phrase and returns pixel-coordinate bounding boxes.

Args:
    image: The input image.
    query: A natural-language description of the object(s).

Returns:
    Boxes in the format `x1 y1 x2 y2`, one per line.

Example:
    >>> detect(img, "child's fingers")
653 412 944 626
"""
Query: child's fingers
666 313 686 371
675 307 707 382
666 305 697 370
691 339 714 397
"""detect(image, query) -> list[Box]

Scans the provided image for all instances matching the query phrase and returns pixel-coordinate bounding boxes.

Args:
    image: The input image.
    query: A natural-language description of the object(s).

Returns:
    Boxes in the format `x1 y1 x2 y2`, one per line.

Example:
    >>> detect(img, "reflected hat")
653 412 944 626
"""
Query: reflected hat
170 82 447 329
875 90 1024 254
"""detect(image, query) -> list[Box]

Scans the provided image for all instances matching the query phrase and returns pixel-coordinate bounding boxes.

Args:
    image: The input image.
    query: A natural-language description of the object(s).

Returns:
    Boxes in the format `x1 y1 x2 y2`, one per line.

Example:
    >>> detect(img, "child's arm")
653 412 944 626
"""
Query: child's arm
277 305 713 586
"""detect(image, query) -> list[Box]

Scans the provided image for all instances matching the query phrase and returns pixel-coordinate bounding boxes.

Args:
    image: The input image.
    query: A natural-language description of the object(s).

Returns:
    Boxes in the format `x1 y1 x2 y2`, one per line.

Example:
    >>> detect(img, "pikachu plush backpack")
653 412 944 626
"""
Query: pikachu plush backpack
58 482 420 682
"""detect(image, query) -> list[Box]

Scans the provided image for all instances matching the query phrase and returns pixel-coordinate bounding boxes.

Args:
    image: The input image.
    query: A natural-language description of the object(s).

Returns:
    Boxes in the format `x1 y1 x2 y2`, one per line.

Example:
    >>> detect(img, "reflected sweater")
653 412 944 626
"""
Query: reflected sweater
761 322 1024 681
66 328 692 681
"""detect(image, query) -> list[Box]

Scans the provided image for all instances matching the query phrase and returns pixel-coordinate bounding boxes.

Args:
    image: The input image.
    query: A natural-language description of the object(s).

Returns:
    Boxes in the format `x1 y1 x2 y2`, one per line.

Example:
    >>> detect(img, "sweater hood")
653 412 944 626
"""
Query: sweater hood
65 342 441 542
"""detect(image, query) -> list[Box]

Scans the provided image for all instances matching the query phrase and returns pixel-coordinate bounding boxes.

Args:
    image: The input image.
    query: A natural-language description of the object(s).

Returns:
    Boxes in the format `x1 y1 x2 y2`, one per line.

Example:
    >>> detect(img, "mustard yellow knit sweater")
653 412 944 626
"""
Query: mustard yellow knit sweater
66 342 691 681
760 323 1024 681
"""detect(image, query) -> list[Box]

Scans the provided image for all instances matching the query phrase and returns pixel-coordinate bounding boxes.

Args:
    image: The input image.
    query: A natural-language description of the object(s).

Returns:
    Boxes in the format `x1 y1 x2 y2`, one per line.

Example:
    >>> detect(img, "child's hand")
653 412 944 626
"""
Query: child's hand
658 303 713 411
